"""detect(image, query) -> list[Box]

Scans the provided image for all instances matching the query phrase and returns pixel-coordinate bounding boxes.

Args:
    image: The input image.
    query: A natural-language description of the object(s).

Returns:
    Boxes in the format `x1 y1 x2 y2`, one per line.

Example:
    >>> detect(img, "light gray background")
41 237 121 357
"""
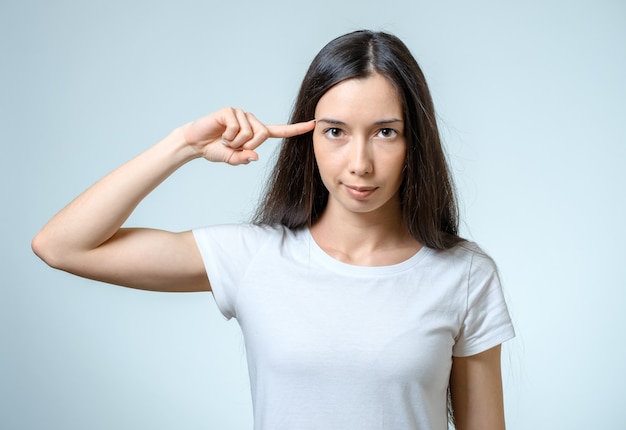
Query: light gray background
2 0 625 429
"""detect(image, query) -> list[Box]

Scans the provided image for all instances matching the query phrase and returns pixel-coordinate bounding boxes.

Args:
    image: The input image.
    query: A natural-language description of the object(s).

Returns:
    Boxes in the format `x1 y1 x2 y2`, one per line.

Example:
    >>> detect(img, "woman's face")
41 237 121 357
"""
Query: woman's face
313 73 406 220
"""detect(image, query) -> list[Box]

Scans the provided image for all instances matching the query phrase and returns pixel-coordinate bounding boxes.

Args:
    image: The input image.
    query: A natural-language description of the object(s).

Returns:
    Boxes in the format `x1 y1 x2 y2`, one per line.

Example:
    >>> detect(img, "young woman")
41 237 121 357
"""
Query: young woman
33 30 514 430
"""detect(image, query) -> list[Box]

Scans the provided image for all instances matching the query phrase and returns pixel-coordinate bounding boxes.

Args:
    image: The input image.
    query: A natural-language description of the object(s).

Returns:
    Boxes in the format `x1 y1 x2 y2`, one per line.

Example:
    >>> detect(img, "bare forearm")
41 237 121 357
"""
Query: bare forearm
32 126 198 265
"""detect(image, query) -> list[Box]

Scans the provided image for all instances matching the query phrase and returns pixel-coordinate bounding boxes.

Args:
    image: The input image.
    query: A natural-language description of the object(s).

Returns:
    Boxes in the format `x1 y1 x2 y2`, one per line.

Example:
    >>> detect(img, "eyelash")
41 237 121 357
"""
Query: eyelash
323 128 345 138
377 128 398 138
322 128 398 139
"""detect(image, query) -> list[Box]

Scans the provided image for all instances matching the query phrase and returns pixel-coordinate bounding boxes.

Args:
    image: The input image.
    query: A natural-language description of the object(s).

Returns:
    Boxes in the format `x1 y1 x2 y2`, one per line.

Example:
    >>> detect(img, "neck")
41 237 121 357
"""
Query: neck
310 201 421 266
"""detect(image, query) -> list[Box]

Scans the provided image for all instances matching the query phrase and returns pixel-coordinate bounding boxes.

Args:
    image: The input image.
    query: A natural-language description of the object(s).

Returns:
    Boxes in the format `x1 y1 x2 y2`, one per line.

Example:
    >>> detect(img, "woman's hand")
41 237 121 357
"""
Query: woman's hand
182 107 315 165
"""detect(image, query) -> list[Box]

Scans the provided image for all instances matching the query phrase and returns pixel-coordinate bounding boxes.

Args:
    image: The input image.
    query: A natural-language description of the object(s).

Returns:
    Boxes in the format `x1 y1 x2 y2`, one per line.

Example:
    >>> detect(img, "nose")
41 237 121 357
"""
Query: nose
348 137 373 176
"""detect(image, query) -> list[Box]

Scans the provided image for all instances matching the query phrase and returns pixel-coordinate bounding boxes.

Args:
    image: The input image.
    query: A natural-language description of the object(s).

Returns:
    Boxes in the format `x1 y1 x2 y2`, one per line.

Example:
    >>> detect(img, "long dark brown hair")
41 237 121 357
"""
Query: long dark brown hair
254 30 462 250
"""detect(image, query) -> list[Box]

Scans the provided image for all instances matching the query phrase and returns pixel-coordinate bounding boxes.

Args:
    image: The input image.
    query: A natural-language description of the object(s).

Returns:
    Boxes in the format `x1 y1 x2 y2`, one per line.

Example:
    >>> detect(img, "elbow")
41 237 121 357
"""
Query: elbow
31 230 64 269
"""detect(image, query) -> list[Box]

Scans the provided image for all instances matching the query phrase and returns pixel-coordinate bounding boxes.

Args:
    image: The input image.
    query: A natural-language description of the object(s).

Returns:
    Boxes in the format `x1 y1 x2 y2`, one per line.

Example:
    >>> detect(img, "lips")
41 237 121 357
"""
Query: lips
344 184 378 199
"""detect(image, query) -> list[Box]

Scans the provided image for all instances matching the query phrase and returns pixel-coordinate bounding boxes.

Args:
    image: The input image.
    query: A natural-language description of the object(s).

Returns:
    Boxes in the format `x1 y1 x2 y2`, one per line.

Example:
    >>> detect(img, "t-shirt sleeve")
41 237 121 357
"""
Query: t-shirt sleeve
192 224 269 320
452 249 515 357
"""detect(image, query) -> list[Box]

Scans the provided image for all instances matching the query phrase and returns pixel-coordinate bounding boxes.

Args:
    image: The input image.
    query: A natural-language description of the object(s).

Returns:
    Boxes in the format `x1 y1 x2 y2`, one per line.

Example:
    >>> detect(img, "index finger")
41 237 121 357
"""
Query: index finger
267 120 316 138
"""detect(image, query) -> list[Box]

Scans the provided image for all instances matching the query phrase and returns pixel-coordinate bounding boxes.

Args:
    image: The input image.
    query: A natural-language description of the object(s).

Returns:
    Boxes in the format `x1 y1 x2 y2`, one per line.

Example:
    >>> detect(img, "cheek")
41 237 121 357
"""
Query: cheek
386 149 407 190
312 138 323 172
312 137 336 175
312 140 330 186
385 145 407 177
398 150 408 175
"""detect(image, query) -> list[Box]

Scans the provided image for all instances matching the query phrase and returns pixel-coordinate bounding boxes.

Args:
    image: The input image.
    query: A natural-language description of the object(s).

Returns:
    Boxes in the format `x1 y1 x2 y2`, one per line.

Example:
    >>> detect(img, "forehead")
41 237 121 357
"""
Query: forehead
314 73 403 122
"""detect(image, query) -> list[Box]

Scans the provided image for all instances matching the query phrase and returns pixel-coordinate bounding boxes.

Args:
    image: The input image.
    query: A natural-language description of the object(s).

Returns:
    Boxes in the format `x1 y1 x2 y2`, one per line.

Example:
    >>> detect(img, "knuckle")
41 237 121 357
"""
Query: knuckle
258 127 270 140
240 127 254 140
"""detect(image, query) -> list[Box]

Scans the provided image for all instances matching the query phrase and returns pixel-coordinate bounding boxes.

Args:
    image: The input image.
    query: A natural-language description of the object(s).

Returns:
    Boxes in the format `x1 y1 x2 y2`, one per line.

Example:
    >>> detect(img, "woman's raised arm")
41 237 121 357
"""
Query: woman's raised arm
31 108 315 292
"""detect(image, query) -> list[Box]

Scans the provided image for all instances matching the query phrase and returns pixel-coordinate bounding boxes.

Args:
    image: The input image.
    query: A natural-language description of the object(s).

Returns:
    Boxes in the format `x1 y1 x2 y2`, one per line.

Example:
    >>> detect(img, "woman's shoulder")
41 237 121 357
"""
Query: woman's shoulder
192 223 309 271
192 223 304 244
193 222 281 232
430 240 498 271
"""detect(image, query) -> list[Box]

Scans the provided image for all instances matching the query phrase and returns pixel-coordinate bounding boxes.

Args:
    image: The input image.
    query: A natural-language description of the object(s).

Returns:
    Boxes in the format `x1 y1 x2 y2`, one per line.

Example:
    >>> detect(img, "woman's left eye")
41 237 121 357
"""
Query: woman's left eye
377 128 397 138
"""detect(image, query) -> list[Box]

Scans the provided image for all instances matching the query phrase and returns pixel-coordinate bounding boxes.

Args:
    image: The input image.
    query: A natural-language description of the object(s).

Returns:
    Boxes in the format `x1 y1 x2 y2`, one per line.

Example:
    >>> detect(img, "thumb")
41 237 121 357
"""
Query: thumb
224 149 259 166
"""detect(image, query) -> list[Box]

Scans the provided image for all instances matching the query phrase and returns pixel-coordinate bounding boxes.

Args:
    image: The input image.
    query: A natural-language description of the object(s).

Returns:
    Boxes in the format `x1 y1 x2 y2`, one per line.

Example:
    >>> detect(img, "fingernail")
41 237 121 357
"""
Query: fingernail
221 140 229 146
247 158 256 162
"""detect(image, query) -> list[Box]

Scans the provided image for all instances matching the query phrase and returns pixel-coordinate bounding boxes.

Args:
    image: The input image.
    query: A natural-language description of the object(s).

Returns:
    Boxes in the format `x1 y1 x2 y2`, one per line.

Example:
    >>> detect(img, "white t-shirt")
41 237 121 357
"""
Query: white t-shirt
193 224 514 430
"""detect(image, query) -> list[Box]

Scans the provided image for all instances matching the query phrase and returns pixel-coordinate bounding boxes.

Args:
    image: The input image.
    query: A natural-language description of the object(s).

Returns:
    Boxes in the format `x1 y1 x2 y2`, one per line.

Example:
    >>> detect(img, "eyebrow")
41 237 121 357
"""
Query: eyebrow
316 118 403 126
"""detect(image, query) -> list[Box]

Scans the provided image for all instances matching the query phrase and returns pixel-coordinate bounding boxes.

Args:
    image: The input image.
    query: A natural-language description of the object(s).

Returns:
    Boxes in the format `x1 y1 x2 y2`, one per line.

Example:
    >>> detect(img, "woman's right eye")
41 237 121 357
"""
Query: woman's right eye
323 128 344 139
